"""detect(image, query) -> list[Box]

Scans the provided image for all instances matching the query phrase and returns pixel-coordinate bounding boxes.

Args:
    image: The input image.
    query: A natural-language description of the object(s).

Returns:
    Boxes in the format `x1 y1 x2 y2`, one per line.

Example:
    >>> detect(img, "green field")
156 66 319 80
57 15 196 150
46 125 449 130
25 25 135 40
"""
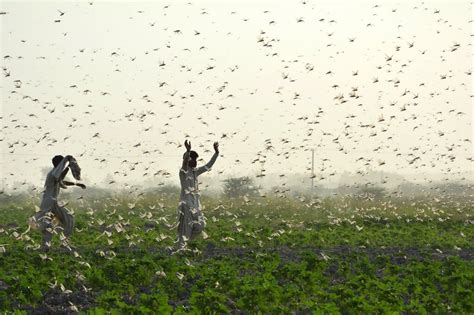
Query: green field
0 193 473 313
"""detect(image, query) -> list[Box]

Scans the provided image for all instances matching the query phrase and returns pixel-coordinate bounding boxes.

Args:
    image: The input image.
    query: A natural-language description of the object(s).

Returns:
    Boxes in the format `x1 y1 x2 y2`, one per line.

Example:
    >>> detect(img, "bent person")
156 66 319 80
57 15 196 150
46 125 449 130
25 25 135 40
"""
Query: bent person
31 155 86 251
176 140 219 250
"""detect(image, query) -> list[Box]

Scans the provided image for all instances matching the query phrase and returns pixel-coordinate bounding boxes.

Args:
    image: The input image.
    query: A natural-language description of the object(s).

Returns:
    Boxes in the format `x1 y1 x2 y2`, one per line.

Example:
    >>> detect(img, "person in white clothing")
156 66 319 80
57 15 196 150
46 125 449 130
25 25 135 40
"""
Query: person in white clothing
176 140 219 250
33 155 85 251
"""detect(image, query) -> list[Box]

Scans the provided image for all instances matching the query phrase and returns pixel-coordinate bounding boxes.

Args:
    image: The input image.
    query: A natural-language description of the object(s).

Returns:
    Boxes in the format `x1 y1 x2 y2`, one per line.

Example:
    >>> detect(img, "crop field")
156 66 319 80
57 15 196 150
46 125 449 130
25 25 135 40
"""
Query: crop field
1 0 473 313
0 193 472 314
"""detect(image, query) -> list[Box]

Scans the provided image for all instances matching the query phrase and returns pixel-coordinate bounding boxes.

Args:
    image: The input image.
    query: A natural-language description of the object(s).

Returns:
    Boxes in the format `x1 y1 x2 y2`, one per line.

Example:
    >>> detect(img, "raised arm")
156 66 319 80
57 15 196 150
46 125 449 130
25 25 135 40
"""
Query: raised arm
62 181 87 189
195 142 219 176
57 158 86 189
181 140 192 172
59 167 70 181
51 155 71 180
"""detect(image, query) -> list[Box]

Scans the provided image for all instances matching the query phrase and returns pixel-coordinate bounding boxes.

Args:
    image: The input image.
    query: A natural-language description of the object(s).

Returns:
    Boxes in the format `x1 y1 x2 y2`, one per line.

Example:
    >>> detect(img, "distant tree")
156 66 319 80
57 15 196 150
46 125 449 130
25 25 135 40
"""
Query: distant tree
397 181 422 196
223 177 260 199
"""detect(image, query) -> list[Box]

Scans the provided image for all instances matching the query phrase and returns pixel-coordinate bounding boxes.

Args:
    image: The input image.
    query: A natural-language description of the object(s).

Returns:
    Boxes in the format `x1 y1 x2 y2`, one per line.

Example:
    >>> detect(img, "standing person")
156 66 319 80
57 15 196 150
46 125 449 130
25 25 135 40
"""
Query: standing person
176 140 219 250
32 155 86 251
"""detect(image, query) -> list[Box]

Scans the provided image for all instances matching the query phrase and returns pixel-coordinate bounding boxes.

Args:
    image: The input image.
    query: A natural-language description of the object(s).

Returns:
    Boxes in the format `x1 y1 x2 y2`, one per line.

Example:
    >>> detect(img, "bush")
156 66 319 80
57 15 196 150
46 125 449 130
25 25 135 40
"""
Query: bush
223 177 260 199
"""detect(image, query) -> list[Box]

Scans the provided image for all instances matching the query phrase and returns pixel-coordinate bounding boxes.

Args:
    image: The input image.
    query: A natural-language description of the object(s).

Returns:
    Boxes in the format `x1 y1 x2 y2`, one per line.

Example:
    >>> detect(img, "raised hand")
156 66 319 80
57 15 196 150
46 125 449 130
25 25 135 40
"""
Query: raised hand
184 140 191 152
213 141 219 153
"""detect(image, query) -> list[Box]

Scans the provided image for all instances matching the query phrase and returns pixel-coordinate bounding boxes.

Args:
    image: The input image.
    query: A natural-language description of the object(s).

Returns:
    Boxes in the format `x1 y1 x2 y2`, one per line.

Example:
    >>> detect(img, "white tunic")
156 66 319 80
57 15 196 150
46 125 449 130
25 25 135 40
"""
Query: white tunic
35 157 74 238
40 158 69 212
179 152 218 209
177 151 218 246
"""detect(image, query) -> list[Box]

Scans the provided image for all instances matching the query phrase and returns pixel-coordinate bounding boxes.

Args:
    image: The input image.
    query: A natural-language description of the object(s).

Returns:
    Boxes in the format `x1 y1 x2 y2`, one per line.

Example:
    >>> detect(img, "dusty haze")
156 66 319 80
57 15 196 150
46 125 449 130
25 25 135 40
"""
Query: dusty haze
0 0 472 193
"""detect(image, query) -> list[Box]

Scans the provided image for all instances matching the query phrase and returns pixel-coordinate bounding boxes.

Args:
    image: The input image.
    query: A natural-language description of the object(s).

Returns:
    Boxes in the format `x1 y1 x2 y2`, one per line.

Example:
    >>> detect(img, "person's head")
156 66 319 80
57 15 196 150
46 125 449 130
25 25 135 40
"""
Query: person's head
184 150 199 168
52 155 64 167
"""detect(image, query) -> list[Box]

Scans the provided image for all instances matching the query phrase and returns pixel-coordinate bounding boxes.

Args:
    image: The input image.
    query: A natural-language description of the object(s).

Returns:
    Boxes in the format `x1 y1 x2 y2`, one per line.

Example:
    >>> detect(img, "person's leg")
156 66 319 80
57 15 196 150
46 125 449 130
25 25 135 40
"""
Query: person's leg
56 210 75 251
41 228 53 252
50 206 74 251
191 223 204 239
35 211 54 251
177 206 193 250
190 210 206 239
54 206 74 237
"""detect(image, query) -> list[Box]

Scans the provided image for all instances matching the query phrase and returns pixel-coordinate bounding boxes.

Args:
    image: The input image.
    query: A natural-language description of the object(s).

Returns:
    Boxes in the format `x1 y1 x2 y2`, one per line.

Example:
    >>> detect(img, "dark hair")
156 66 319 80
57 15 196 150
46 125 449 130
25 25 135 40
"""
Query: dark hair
189 151 199 160
183 150 199 160
52 155 64 167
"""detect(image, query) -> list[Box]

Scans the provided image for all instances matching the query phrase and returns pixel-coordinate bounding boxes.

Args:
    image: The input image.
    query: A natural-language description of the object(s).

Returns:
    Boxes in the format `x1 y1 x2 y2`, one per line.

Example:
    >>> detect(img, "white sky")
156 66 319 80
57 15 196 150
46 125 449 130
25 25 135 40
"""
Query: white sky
0 0 472 190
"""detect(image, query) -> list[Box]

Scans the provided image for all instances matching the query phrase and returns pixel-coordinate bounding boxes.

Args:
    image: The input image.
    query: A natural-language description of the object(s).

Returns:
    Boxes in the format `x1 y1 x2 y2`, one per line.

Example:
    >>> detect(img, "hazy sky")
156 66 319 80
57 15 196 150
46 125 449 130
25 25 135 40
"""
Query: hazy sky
0 0 472 190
